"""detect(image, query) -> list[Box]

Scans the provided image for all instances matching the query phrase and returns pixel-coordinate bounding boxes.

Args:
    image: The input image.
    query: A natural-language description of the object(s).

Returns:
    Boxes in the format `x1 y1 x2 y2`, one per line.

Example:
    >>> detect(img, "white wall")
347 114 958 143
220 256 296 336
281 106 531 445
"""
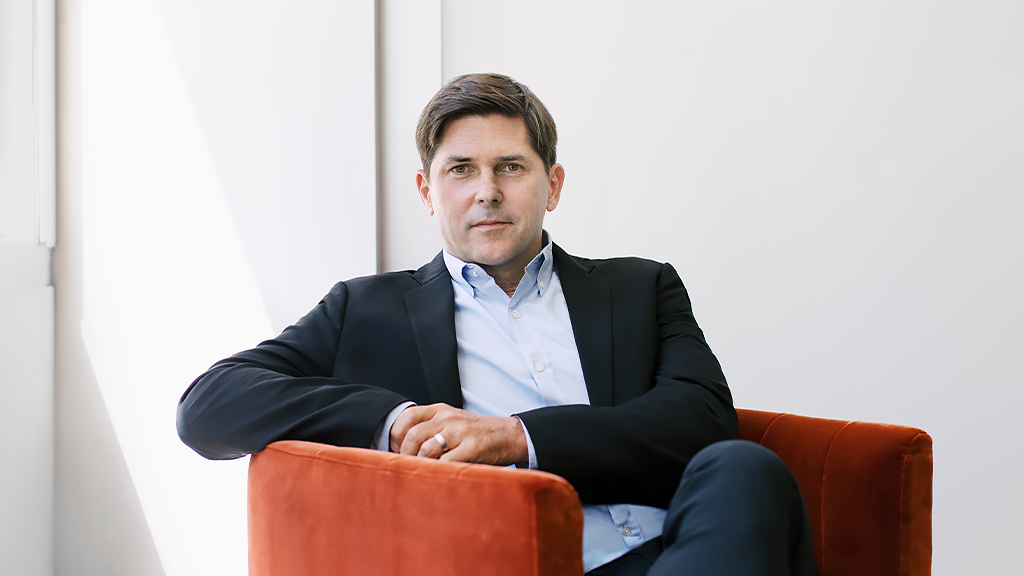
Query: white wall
378 0 443 272
45 0 1022 575
55 1 376 575
0 0 55 575
424 1 1022 574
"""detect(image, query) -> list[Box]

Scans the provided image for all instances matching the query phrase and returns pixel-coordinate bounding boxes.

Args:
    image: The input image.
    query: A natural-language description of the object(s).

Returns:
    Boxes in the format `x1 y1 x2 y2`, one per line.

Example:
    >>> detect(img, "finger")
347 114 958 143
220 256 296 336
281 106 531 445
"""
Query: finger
417 431 450 459
400 419 445 457
437 436 475 463
390 405 434 452
393 403 460 453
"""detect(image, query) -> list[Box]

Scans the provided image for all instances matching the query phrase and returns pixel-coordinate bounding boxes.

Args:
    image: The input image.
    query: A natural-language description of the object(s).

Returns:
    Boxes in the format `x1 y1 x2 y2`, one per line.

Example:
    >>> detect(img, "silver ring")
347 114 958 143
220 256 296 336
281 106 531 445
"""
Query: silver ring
432 432 449 453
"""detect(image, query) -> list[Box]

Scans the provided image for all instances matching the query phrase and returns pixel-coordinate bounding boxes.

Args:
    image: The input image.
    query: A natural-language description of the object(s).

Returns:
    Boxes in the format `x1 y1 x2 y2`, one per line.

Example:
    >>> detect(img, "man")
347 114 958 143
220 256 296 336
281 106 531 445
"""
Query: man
178 73 816 575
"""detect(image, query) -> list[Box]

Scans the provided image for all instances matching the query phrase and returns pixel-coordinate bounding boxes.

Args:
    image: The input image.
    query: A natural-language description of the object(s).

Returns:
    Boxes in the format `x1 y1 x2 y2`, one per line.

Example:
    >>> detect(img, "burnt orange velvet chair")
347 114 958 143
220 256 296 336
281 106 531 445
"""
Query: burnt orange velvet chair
248 409 932 576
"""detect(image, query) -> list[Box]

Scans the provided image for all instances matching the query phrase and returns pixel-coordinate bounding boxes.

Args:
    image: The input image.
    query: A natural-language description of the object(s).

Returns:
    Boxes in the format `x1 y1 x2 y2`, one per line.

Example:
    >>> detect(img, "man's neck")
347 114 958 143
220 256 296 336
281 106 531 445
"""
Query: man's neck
482 266 527 298
479 235 547 298
442 232 552 299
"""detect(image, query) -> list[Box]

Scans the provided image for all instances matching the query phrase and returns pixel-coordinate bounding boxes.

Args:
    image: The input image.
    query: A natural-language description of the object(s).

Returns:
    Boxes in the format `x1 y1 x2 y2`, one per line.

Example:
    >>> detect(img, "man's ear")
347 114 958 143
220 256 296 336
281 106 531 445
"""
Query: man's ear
416 170 434 216
546 164 565 212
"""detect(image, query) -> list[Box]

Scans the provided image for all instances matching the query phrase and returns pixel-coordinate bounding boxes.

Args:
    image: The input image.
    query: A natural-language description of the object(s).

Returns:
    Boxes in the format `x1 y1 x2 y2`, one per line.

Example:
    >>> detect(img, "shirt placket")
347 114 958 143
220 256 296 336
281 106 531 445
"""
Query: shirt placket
608 505 645 548
507 281 568 406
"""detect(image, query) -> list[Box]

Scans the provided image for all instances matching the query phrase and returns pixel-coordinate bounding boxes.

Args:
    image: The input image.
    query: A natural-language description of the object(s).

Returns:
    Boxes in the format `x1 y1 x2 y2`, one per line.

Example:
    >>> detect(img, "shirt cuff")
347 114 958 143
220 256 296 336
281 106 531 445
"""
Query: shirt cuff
373 401 416 451
515 416 538 469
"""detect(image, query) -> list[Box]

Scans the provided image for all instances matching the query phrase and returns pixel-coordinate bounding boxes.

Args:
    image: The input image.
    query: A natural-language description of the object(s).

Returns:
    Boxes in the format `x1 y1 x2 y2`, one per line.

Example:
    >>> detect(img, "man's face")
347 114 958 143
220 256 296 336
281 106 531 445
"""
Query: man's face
416 114 564 276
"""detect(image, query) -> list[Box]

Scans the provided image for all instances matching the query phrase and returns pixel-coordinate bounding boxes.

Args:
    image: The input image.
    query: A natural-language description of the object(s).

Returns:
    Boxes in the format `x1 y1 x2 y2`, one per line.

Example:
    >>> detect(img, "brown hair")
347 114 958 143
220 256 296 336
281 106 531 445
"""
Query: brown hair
415 73 557 177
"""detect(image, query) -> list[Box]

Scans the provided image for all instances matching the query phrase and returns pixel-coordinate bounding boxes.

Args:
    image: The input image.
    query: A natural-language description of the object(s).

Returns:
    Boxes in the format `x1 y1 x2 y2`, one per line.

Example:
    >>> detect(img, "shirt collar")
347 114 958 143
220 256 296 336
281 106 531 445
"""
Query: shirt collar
443 231 555 297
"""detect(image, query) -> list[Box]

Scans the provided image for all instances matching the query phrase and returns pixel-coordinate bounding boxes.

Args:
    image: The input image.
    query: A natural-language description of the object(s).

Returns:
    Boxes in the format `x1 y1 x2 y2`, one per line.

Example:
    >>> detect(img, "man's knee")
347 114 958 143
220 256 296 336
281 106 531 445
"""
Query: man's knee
687 439 790 480
659 440 818 576
674 439 801 510
667 440 805 537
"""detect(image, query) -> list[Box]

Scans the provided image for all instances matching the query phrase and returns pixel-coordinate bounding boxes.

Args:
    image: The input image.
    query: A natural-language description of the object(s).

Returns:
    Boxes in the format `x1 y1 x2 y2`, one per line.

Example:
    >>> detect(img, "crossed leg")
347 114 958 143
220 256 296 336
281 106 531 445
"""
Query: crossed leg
589 440 818 576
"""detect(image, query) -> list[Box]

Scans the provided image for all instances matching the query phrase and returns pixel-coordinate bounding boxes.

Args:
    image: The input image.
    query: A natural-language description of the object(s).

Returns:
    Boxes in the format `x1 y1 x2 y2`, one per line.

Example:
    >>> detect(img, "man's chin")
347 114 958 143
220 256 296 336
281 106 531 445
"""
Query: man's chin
465 252 513 268
456 244 520 267
449 236 541 270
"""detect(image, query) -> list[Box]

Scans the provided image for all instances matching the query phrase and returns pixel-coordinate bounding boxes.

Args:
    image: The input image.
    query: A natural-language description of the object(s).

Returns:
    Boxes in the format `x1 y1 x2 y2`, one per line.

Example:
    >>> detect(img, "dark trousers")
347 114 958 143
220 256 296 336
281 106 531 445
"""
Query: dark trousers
587 440 818 576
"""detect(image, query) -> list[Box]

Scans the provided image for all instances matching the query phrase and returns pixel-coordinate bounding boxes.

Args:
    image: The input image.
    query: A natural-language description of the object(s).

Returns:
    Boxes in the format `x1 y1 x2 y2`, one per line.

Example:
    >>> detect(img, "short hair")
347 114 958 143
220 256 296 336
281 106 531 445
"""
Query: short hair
415 73 558 177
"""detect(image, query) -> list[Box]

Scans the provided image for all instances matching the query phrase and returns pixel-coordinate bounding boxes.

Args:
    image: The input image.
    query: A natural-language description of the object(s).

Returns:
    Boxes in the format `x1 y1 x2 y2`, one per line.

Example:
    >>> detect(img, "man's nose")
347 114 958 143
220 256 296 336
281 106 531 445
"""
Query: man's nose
475 172 502 204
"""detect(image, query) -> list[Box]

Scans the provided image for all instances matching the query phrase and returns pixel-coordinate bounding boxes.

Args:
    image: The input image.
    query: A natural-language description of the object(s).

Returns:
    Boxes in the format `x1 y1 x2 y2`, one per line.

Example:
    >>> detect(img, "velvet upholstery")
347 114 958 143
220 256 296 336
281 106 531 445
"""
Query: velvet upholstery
248 410 932 576
736 409 933 576
248 440 584 576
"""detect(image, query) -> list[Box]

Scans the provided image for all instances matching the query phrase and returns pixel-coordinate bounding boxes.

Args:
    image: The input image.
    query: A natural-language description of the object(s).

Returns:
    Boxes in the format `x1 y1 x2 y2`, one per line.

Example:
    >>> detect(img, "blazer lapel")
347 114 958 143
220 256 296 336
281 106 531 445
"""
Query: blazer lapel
406 253 464 408
553 245 614 408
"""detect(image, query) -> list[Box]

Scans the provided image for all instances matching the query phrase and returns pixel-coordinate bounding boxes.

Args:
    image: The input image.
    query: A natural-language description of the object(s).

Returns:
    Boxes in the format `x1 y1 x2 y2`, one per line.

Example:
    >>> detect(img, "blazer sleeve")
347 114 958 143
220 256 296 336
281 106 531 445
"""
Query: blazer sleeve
516 262 737 509
176 280 410 460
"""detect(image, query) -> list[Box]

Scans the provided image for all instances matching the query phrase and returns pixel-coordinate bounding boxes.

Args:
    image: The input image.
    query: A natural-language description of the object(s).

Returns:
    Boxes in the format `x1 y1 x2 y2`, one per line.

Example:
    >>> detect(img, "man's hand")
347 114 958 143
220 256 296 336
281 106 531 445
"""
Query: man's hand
389 403 527 466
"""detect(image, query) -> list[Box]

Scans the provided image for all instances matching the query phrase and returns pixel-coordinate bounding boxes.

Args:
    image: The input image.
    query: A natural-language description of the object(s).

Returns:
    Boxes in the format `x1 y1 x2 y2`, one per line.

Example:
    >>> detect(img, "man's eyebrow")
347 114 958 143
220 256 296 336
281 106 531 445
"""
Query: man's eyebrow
439 154 527 166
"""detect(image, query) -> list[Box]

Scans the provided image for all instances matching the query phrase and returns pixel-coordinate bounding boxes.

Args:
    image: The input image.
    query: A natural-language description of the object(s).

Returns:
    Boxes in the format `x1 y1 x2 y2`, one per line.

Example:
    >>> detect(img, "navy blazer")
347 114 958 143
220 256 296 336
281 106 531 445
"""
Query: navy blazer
177 244 737 508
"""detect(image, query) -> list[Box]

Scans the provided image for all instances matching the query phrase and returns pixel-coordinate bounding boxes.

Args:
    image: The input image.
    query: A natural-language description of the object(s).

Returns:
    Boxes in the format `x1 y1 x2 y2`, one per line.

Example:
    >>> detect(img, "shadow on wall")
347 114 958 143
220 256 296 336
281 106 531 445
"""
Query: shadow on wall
54 331 167 576
155 0 379 333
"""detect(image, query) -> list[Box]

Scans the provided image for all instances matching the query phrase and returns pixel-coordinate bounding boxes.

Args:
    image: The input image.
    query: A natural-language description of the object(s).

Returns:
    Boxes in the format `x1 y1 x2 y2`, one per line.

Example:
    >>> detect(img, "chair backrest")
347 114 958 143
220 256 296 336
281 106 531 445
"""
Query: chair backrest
737 409 933 576
248 441 583 576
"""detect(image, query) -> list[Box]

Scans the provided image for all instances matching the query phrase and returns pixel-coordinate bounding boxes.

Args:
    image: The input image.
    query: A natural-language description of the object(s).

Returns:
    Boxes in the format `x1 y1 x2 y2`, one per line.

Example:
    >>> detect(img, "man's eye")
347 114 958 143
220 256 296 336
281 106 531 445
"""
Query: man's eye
452 165 468 174
504 164 521 172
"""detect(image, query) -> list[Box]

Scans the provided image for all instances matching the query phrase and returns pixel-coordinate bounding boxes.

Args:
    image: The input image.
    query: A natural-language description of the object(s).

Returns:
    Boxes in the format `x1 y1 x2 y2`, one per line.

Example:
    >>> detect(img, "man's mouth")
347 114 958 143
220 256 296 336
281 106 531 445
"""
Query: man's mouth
472 219 510 230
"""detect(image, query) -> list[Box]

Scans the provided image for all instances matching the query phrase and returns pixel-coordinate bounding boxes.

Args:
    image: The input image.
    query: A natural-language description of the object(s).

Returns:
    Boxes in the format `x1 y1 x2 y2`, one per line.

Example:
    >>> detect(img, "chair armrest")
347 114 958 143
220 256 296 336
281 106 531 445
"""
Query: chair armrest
738 409 933 576
248 441 584 576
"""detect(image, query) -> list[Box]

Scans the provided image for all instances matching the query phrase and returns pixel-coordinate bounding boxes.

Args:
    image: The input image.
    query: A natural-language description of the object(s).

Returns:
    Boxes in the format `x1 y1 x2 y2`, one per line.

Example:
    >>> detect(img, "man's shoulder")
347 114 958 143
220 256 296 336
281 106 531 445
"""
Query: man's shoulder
342 268 419 287
565 253 667 269
330 252 448 295
554 245 670 276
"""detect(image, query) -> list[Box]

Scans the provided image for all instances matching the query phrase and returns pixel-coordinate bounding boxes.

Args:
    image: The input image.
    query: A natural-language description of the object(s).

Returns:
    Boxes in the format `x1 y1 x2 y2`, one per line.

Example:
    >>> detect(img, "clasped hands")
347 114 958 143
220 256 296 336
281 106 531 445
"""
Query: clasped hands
389 403 528 467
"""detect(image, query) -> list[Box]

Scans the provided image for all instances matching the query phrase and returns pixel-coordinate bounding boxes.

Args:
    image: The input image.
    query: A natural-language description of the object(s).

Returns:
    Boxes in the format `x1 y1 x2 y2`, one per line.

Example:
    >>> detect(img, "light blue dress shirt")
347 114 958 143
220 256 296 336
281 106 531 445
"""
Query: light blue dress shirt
378 235 666 572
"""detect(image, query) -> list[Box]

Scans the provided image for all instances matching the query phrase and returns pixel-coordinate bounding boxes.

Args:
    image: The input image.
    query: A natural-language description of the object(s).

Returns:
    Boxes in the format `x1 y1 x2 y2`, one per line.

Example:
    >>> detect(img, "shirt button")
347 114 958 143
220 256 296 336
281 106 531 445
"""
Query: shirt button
622 526 632 536
534 363 544 372
538 280 545 288
511 310 521 319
